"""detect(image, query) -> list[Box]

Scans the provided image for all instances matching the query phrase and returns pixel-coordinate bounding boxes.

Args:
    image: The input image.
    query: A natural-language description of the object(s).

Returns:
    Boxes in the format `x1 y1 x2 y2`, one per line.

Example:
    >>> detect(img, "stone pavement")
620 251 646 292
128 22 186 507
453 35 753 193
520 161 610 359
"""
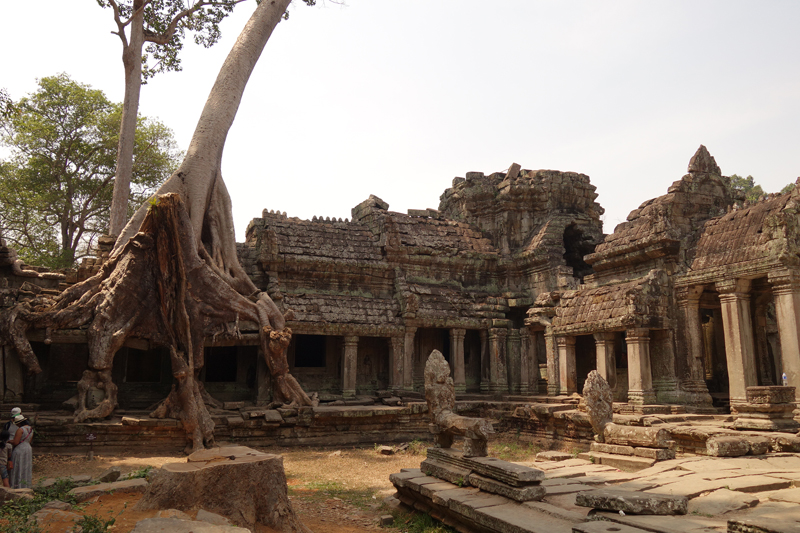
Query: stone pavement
391 453 800 533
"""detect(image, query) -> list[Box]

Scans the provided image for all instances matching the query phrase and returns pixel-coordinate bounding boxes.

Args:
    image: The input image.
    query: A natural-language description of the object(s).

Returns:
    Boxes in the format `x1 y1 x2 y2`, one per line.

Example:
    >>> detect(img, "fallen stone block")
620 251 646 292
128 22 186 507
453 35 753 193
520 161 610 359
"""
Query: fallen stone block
468 473 545 502
197 509 233 526
32 508 83 528
535 450 573 461
706 436 750 457
0 487 34 502
420 458 471 486
728 517 800 533
94 466 121 483
603 422 672 448
575 489 688 515
69 478 148 502
38 475 92 488
427 447 544 487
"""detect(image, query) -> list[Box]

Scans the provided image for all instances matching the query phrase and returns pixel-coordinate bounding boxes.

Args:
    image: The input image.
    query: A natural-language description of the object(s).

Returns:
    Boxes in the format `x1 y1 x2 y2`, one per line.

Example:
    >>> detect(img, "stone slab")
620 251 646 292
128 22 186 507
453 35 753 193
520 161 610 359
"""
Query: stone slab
389 469 422 488
536 451 573 462
728 517 800 533
646 476 730 499
427 447 545 486
404 475 444 493
576 489 688 515
420 481 459 499
523 500 590 522
69 478 148 502
725 475 792 493
543 483 592 495
580 452 654 472
766 487 800 504
473 502 575 533
594 512 727 533
545 464 618 479
468 473 546 502
634 447 675 461
686 488 758 516
430 487 480 507
590 442 635 456
420 458 471 486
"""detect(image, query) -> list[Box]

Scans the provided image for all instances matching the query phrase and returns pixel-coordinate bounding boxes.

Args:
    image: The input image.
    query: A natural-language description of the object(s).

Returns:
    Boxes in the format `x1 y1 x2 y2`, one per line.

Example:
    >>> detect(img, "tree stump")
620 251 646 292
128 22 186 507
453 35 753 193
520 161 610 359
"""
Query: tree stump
136 445 311 532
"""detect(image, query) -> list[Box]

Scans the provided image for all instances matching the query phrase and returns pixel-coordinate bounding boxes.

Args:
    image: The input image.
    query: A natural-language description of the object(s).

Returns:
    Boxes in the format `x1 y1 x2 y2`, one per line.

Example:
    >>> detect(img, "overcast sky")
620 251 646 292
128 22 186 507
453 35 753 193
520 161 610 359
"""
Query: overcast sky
3 1 800 240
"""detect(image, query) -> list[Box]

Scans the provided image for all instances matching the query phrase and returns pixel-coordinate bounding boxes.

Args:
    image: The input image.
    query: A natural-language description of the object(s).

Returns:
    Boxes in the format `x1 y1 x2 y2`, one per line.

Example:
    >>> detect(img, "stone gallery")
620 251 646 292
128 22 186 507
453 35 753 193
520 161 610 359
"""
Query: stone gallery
1 145 799 418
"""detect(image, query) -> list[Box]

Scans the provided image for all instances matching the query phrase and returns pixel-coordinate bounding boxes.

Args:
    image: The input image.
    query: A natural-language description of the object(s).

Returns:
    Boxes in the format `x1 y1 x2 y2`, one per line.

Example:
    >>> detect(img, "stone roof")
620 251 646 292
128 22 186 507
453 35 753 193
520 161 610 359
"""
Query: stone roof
551 269 670 335
688 194 794 274
382 212 497 257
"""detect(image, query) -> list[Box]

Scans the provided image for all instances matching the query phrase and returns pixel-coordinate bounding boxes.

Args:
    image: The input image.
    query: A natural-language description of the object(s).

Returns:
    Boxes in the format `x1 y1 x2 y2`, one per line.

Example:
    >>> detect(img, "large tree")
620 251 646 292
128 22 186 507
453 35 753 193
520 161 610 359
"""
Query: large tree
1 0 316 455
99 0 248 237
0 74 180 268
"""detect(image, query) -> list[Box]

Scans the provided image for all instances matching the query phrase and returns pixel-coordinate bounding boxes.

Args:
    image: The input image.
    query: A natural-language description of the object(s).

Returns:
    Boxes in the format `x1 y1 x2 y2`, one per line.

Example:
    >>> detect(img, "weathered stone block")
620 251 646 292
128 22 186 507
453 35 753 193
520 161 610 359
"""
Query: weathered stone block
575 489 688 515
467 473 545 502
706 436 750 457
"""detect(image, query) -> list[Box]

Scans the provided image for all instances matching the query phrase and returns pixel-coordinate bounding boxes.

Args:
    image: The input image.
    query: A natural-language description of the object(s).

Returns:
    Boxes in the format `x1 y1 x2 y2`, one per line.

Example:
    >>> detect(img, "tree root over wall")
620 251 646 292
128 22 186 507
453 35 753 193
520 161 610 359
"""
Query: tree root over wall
0 194 316 452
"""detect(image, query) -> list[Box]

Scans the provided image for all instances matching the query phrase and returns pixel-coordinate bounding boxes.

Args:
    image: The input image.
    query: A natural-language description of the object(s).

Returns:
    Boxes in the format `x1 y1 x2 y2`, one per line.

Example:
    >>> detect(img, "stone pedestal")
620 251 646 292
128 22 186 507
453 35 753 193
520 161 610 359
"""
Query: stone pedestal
732 385 800 433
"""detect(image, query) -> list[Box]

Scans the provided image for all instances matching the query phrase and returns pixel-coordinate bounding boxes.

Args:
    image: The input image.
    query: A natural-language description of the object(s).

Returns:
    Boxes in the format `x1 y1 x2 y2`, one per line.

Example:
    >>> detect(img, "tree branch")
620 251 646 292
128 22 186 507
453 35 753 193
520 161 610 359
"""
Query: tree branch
144 0 247 45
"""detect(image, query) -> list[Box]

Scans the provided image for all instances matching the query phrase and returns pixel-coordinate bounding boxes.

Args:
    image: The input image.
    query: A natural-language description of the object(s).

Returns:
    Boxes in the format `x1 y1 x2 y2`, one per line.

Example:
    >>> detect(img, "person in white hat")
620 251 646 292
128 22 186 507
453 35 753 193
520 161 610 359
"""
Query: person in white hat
2 408 20 437
10 414 32 489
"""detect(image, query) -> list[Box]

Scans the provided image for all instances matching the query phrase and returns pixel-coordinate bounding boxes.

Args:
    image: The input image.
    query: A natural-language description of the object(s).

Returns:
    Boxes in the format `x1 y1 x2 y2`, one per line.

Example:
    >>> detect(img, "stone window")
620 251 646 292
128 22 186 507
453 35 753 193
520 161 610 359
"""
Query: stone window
204 346 238 382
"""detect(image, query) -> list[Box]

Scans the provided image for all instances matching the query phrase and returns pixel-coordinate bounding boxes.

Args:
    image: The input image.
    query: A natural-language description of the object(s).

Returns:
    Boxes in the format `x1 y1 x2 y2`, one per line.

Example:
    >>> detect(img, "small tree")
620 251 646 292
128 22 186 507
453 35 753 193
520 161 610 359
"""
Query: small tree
729 174 765 203
0 74 180 268
99 0 248 237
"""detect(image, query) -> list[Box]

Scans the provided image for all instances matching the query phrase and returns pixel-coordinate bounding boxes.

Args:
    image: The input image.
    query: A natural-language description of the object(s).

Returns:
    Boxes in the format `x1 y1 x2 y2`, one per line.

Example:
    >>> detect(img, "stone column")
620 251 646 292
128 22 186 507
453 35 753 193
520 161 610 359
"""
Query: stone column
626 328 656 405
487 328 508 393
480 329 490 393
556 336 577 395
544 330 559 396
717 278 757 404
593 332 616 390
519 328 534 395
650 329 681 404
770 271 800 389
676 285 711 402
506 329 521 394
449 328 466 393
341 336 359 398
389 336 405 392
403 327 416 391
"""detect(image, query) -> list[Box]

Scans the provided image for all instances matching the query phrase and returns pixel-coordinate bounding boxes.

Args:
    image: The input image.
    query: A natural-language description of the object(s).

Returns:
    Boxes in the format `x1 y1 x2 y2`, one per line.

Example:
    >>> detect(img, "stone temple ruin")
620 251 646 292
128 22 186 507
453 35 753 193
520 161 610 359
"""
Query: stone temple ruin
2 146 800 453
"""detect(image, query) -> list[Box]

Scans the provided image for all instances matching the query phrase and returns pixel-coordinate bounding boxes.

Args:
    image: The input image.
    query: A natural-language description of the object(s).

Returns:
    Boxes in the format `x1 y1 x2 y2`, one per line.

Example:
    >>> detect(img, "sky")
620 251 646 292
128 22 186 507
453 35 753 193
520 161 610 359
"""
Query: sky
2 1 800 240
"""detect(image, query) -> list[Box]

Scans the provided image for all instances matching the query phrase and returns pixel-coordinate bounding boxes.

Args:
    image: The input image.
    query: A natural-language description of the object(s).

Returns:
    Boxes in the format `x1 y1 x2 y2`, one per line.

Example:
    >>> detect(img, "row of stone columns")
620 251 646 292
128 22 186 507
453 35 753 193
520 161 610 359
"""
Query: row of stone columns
678 272 800 405
554 329 656 405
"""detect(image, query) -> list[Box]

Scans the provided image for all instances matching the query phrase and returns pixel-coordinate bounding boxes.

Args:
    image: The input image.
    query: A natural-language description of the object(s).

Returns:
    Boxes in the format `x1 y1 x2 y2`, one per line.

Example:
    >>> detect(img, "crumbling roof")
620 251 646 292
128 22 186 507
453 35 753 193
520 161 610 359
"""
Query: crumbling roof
551 270 669 335
282 292 400 325
689 194 792 272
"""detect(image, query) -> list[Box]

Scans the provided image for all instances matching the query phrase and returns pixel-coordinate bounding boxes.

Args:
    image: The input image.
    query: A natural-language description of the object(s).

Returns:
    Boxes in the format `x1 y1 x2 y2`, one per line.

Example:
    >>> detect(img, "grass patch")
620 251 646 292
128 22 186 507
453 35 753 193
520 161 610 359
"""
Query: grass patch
389 510 456 532
290 480 376 511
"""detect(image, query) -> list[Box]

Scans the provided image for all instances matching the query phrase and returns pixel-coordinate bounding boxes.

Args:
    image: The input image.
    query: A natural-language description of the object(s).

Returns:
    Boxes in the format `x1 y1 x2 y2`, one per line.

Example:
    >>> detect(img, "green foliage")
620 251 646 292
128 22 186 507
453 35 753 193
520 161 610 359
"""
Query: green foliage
390 511 455 533
729 174 764 203
781 182 796 195
0 74 180 268
125 465 154 480
95 0 245 81
0 477 80 533
72 514 115 533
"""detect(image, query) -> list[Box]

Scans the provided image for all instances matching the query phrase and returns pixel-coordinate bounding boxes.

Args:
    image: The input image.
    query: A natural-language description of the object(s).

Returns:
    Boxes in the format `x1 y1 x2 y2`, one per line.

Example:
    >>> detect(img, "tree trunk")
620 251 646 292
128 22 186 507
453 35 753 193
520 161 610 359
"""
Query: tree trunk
108 4 145 237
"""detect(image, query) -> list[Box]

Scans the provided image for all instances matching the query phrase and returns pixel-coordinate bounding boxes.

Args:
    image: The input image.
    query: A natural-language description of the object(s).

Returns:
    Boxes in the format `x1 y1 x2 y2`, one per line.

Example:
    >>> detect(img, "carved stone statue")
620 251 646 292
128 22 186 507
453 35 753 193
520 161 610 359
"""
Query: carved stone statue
424 349 493 457
583 370 613 442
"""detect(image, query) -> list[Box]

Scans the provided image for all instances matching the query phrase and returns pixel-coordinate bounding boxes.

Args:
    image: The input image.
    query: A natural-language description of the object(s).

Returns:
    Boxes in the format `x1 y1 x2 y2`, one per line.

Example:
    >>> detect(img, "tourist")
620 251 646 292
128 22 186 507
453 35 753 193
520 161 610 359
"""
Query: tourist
9 414 32 489
0 430 12 488
2 407 20 436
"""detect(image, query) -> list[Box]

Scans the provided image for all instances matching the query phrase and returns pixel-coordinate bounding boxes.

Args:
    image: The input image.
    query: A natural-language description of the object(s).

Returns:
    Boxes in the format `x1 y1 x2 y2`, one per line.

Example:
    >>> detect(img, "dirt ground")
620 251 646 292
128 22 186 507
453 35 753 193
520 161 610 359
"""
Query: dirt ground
14 435 550 533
